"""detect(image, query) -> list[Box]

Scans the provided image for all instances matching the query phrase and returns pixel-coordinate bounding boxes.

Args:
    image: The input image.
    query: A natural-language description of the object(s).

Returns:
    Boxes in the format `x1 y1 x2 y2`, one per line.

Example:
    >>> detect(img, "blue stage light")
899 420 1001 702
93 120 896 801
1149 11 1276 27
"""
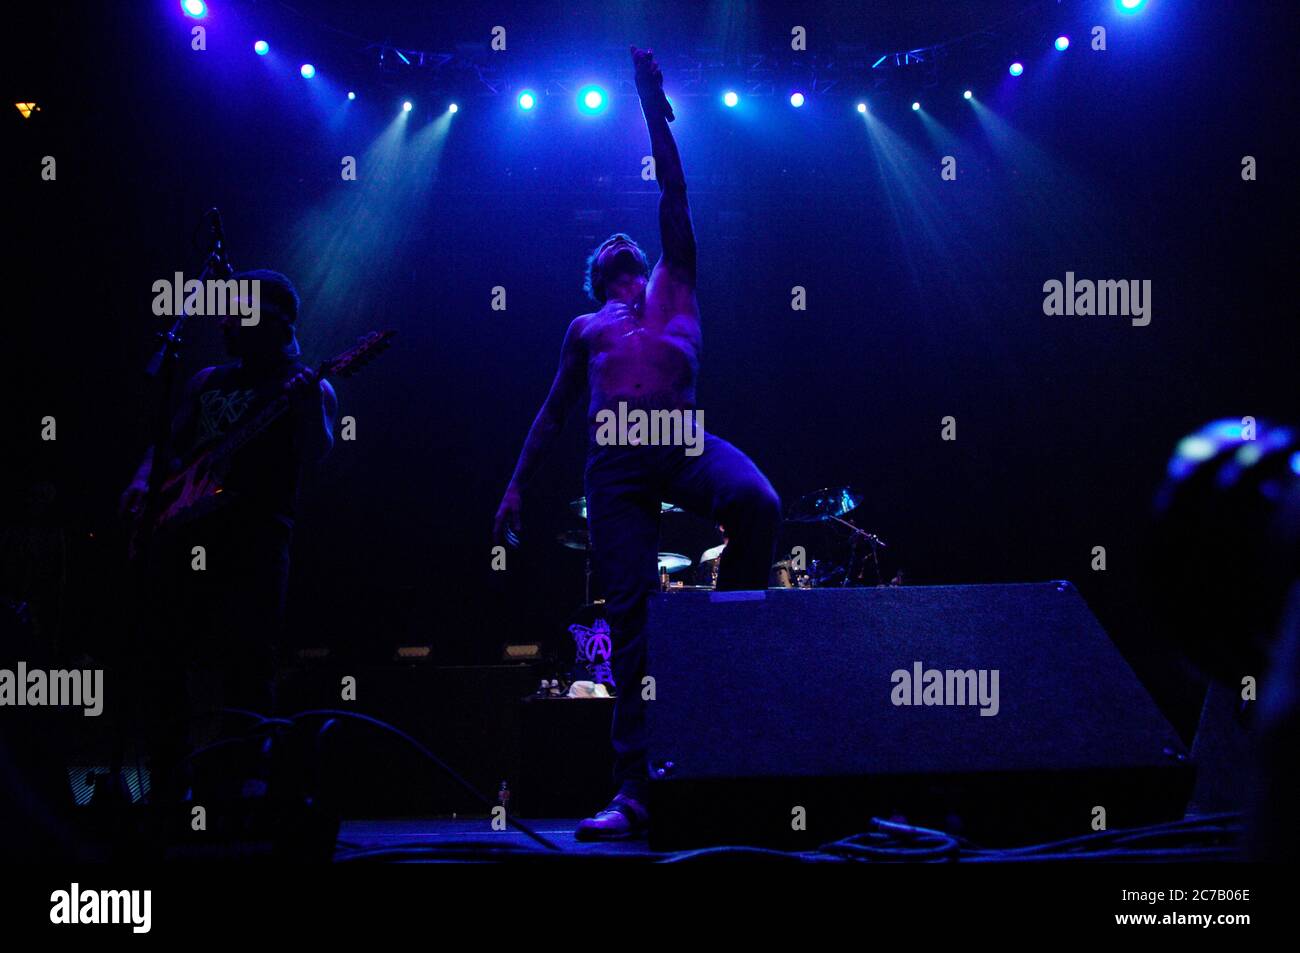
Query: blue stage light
448 103 459 114
856 102 867 114
1118 0 1146 11
300 64 316 79
578 86 606 113
518 90 536 111
254 40 269 56
1055 36 1070 51
347 91 356 101
181 0 207 18
402 100 413 112
723 91 739 108
1009 62 1024 77
911 101 921 111
963 89 973 100
789 92 805 108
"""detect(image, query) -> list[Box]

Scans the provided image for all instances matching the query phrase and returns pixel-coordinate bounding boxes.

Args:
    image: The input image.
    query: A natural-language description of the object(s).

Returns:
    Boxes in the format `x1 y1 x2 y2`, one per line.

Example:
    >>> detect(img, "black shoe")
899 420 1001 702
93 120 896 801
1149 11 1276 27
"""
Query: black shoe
575 793 649 841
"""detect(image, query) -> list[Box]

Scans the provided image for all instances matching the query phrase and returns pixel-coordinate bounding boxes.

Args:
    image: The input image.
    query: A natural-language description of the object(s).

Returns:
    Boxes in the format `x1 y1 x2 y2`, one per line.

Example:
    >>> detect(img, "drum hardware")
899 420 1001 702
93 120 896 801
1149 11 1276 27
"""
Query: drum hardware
820 512 888 586
569 496 684 520
782 486 891 587
556 529 595 603
698 541 726 588
657 552 693 591
784 486 865 524
556 529 590 551
770 556 794 588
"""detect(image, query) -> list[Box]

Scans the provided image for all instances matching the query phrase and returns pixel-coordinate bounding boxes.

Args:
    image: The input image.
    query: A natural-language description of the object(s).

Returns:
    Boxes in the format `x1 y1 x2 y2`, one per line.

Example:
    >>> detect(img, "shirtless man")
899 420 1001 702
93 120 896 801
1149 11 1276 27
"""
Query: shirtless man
495 47 781 840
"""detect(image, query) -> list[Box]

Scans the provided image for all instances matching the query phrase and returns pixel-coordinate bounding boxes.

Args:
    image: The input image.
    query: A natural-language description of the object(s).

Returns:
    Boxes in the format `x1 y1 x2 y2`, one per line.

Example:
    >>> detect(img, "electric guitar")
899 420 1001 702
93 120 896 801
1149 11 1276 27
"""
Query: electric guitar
129 330 395 559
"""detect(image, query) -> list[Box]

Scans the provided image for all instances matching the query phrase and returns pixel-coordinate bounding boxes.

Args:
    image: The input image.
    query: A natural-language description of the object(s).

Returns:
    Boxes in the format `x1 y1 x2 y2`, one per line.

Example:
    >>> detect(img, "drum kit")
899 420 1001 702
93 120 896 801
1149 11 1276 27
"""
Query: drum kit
559 497 698 604
558 486 894 688
559 485 889 595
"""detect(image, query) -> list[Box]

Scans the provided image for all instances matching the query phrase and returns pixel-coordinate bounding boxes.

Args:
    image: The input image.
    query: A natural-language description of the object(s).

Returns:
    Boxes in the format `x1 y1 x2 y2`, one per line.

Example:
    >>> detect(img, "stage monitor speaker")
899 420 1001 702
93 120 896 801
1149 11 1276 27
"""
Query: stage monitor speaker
644 582 1193 850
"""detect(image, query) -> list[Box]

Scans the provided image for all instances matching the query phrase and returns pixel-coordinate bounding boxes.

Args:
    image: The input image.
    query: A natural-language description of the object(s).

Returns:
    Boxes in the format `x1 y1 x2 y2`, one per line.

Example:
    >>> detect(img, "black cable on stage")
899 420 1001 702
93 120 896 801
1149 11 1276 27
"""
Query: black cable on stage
154 707 289 790
963 845 1241 863
287 708 561 853
960 812 1244 859
159 706 560 853
819 817 962 863
659 845 831 864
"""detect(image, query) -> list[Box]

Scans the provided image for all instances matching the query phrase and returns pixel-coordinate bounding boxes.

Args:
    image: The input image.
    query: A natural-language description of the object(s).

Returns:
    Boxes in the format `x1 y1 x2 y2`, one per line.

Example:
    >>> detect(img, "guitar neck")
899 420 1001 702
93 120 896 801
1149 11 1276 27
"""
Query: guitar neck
205 363 323 469
206 395 291 470
185 330 392 475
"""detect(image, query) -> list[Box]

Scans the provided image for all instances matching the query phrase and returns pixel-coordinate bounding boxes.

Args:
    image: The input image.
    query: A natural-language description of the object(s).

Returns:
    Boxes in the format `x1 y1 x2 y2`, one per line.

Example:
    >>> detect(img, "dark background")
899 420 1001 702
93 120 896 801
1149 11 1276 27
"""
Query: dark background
4 0 1296 739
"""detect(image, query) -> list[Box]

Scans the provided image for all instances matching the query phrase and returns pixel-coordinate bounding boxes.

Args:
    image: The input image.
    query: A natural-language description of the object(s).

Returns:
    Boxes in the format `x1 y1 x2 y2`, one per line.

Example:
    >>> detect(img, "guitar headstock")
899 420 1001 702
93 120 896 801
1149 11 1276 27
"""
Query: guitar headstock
317 330 397 380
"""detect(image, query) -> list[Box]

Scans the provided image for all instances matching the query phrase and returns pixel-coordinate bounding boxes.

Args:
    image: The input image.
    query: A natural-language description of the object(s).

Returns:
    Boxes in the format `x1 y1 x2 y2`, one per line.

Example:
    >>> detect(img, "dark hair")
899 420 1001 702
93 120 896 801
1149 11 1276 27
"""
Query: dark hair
583 233 648 304
1147 418 1300 681
234 269 299 325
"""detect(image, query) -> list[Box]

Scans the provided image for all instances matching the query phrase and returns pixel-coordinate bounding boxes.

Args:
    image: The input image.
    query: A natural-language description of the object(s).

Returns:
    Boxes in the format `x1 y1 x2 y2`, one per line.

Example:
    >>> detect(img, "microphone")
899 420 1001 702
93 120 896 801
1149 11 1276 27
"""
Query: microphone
204 207 234 278
656 86 675 123
632 46 675 122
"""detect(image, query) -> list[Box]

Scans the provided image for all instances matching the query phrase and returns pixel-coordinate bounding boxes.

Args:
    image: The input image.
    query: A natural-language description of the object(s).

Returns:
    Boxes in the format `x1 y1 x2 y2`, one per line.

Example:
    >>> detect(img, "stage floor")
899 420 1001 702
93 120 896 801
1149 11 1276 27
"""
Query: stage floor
335 818 664 862
332 813 1242 863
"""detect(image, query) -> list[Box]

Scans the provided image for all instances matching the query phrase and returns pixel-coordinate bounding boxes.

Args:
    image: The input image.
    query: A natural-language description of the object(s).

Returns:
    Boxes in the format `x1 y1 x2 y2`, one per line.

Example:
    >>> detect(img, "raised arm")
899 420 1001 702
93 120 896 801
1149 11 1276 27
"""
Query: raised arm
495 317 588 543
632 47 696 286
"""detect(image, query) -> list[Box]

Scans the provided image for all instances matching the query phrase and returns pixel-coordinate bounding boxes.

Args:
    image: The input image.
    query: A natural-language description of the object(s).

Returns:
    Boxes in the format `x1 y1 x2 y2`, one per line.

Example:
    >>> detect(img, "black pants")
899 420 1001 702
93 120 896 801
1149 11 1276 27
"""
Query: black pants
138 510 290 799
584 432 781 802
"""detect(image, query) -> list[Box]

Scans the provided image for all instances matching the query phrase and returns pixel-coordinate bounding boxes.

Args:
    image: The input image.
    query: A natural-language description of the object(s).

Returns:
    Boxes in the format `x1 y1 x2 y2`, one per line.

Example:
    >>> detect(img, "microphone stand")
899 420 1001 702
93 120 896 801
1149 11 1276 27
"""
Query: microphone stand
143 210 232 501
827 514 887 586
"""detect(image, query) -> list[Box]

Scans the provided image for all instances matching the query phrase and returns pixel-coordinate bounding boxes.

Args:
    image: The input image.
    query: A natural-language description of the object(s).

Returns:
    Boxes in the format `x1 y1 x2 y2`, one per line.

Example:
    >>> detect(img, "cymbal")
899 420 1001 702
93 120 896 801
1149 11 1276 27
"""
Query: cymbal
700 542 727 563
785 486 864 523
556 529 590 551
657 553 692 574
570 497 684 519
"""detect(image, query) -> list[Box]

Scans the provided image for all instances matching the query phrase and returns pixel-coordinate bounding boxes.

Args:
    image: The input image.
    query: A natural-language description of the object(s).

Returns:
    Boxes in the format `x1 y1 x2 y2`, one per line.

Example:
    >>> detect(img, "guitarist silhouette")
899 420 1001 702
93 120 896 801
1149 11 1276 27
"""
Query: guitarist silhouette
120 270 337 800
